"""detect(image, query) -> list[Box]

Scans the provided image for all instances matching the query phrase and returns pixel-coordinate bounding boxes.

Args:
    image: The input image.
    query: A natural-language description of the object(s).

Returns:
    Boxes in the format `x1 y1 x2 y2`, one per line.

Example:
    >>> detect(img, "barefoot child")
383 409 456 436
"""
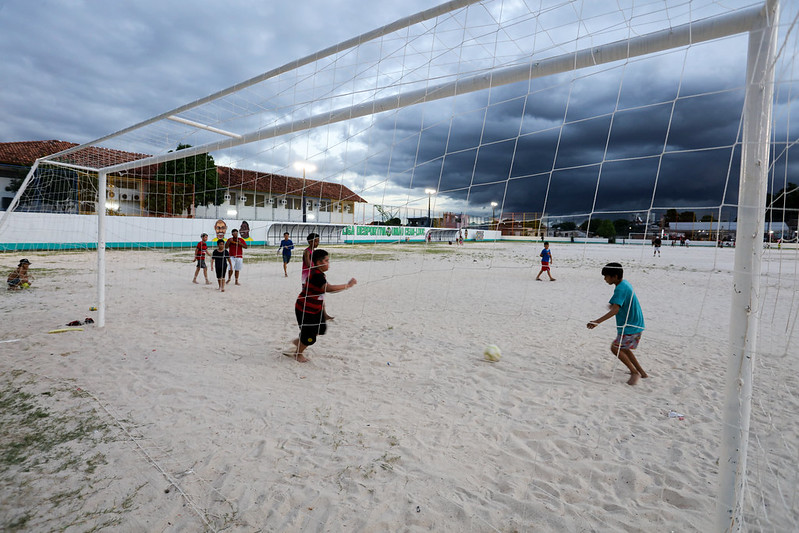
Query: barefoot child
285 249 356 363
192 233 211 284
535 241 556 281
586 262 648 385
211 239 232 292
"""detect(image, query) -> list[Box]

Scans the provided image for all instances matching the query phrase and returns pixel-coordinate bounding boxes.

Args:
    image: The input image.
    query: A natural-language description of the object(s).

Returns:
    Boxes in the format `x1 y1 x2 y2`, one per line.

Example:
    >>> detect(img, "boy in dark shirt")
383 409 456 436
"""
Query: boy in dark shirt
284 249 357 362
211 239 232 292
278 232 294 277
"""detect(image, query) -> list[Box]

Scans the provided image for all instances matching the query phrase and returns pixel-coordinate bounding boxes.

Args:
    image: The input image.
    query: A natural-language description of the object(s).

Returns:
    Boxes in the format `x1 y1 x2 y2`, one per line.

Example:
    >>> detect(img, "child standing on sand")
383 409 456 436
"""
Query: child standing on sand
535 241 556 281
211 239 232 292
192 233 211 284
586 262 648 385
284 249 356 363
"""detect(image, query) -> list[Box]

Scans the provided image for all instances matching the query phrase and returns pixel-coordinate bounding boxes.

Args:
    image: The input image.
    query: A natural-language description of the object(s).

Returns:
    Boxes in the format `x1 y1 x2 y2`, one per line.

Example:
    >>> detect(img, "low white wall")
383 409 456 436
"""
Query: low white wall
2 212 755 250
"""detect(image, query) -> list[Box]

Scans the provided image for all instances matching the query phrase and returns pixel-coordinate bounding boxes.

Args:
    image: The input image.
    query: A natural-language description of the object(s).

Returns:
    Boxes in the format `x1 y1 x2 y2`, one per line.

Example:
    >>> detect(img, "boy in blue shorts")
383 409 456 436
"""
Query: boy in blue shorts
586 262 648 385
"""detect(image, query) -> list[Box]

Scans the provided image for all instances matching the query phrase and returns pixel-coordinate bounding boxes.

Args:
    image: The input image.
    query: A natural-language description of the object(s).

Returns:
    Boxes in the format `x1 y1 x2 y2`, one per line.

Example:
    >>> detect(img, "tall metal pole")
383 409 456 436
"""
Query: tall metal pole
302 168 307 223
97 170 107 328
715 1 778 531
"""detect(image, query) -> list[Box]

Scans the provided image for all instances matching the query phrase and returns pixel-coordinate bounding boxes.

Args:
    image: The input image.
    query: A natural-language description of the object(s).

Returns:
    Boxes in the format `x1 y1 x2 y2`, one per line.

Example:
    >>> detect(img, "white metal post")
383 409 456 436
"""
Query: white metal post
97 170 107 328
715 1 778 531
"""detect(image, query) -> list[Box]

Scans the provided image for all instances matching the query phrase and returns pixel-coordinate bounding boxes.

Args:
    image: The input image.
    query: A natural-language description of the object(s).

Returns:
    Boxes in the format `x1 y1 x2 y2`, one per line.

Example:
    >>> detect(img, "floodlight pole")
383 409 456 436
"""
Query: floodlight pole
97 170 107 328
715 1 778 531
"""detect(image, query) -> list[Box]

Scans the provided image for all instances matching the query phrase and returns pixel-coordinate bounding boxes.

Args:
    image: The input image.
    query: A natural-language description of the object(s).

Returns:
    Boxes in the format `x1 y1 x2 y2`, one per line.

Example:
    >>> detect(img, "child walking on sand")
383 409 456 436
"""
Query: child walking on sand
535 241 556 281
278 232 294 277
192 233 211 284
211 239 232 292
284 249 356 363
586 262 647 385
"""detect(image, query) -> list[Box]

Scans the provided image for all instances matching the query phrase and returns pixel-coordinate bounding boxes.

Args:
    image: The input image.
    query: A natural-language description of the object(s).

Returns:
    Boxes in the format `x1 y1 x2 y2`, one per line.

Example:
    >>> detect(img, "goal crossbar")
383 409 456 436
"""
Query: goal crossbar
42 2 766 176
38 0 483 166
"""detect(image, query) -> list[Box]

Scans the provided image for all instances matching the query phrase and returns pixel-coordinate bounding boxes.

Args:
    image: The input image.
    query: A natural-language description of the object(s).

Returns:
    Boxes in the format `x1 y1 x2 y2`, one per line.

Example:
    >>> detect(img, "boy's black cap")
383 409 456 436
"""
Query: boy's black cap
307 232 319 241
19 258 31 265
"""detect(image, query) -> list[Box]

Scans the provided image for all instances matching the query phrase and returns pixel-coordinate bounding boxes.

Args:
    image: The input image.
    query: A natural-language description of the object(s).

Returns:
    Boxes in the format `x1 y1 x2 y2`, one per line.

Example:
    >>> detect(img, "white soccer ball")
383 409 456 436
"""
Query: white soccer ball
483 344 501 362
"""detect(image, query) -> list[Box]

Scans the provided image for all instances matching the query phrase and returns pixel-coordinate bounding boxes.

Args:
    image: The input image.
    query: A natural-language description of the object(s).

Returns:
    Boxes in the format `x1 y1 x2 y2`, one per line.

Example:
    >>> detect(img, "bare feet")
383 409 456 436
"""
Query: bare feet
192 279 198 284
205 280 211 285
550 278 556 281
627 373 640 385
235 282 241 285
535 278 542 281
283 348 308 362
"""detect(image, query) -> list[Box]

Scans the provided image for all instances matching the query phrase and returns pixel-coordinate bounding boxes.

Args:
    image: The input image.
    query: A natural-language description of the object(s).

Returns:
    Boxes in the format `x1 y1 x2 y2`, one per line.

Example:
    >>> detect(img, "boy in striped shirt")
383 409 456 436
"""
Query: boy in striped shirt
285 249 357 363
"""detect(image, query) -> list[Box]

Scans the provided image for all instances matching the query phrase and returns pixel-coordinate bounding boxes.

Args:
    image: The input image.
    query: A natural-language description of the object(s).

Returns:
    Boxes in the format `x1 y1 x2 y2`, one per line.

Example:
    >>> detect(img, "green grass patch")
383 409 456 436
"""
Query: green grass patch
0 371 143 532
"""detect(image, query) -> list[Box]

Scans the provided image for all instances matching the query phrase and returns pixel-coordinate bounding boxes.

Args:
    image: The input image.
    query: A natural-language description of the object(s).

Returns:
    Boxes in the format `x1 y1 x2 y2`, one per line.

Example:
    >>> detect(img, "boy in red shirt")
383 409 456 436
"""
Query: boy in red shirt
192 233 210 284
225 228 248 285
284 249 356 363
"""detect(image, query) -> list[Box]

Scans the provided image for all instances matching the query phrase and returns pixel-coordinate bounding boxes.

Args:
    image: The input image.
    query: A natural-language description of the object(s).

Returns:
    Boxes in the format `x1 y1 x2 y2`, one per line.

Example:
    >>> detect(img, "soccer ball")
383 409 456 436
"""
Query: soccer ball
483 344 501 362
21 283 30 289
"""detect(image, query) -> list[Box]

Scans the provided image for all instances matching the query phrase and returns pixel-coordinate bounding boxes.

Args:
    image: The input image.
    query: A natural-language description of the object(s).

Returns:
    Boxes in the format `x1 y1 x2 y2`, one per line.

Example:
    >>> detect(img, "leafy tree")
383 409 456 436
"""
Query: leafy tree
664 209 679 223
4 166 29 194
553 221 577 231
700 214 717 222
149 144 222 215
596 219 616 238
678 211 696 222
579 218 600 235
613 218 632 237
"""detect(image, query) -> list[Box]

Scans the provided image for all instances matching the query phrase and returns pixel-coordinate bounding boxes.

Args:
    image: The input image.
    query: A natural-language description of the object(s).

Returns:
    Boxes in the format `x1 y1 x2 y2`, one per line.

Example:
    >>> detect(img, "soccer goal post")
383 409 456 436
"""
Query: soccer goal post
0 1 789 528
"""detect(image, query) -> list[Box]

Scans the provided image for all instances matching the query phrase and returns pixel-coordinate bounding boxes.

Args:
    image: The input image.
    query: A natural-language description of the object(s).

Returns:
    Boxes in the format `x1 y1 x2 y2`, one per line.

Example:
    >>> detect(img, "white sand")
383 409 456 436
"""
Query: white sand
1 242 797 531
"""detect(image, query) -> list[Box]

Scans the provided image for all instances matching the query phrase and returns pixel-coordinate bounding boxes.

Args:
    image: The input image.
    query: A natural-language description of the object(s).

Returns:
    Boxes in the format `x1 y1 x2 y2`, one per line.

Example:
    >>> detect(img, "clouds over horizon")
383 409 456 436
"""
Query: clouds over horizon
2 0 798 219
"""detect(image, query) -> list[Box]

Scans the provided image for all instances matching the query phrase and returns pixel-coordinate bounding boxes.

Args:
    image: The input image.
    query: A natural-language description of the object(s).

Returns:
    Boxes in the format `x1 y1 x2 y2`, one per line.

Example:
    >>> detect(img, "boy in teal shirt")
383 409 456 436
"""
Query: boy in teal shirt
586 262 647 385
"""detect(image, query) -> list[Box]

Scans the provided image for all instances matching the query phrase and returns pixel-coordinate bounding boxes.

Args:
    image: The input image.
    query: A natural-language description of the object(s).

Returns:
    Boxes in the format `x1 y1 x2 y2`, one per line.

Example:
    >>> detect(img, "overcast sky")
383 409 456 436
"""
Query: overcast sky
2 0 797 220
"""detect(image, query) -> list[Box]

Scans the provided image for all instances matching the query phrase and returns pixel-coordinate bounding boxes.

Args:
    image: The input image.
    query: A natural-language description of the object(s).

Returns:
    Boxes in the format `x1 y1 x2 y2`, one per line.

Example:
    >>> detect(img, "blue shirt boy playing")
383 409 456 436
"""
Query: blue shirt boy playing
586 262 648 385
278 232 294 277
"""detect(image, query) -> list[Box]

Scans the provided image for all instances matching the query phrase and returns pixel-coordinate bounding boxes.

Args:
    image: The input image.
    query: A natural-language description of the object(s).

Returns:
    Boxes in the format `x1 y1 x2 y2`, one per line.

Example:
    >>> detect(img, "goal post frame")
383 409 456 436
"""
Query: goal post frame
716 1 779 530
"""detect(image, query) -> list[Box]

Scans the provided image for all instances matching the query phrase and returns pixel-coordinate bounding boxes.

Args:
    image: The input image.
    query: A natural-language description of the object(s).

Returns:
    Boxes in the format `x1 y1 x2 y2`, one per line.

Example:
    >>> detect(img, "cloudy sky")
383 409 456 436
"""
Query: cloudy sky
2 0 797 220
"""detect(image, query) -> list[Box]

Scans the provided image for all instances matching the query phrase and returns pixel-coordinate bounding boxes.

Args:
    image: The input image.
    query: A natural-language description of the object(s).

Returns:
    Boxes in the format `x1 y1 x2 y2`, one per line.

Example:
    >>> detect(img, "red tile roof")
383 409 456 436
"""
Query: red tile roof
0 140 366 203
0 140 78 165
218 167 365 203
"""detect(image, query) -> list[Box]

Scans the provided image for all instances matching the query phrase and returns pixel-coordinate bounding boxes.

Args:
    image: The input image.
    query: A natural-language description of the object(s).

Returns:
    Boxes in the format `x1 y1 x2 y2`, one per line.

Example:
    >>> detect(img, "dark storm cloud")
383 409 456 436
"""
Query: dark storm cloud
359 63 760 217
2 1 797 219
0 0 418 143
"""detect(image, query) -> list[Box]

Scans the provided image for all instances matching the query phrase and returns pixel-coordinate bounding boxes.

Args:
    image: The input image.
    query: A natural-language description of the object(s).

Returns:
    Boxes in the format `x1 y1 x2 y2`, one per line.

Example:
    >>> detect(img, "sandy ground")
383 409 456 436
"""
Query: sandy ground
1 241 797 531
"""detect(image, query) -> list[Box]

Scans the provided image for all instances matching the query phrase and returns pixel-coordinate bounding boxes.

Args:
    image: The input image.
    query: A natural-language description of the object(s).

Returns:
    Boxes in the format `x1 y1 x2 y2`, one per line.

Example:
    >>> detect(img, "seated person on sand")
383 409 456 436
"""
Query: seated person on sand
7 258 32 290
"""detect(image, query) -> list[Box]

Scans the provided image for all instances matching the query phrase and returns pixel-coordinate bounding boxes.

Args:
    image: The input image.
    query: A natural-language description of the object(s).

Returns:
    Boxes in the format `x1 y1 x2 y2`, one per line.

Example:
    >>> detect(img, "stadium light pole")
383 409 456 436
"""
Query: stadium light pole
425 188 436 227
294 162 316 223
491 202 498 230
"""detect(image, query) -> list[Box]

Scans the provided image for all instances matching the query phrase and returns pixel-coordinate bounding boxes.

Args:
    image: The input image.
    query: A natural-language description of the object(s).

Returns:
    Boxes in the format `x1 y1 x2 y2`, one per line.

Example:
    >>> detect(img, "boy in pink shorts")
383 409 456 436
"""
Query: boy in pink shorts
586 262 647 385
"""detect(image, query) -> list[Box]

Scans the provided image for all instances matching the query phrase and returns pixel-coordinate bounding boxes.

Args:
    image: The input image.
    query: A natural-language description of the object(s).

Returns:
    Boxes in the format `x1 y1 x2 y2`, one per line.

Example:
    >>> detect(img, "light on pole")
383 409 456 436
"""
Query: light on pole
491 202 498 230
425 188 436 227
294 162 316 223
